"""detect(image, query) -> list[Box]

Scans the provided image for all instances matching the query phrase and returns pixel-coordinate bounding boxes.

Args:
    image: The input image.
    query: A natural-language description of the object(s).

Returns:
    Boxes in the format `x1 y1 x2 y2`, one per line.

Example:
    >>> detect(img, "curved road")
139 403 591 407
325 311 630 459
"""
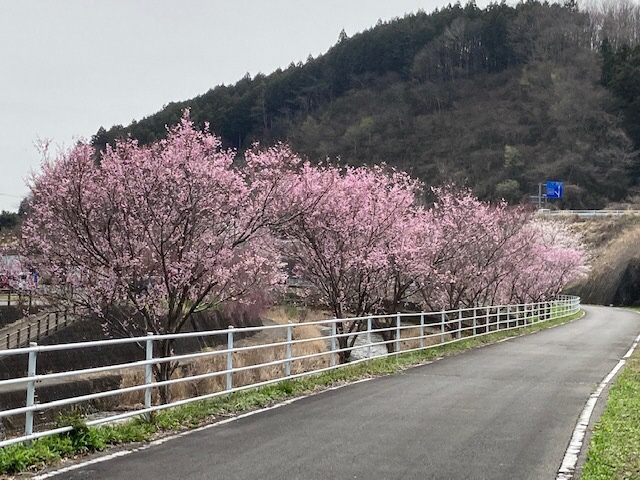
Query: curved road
44 306 640 480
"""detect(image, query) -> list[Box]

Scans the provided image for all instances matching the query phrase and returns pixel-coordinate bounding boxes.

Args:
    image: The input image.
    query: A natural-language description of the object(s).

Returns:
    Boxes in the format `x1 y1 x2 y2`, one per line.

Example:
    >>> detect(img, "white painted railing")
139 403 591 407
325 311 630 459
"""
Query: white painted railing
0 295 580 448
537 209 640 217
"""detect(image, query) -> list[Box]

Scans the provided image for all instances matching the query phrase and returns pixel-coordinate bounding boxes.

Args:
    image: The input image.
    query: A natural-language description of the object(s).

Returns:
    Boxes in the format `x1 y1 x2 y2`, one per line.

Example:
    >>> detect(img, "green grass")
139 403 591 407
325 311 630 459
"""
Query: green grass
0 309 582 475
581 312 640 479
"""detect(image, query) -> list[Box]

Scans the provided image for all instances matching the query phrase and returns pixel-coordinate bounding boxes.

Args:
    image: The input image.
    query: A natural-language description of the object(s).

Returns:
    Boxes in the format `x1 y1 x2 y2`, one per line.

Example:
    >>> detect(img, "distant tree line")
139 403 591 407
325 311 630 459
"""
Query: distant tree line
0 211 20 232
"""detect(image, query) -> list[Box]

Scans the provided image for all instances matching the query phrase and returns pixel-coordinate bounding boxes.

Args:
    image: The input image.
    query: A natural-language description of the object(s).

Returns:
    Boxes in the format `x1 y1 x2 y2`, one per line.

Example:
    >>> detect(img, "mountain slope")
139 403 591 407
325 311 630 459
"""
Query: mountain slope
93 1 637 208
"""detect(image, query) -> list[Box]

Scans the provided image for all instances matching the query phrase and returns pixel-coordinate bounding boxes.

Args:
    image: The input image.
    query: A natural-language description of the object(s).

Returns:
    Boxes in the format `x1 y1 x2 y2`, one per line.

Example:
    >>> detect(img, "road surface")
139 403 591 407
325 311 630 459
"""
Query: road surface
45 305 640 480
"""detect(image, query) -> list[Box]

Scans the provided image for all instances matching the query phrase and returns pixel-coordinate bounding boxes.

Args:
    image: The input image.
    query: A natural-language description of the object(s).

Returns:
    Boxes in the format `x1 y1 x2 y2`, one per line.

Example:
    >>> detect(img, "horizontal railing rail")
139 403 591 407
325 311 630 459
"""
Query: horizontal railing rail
537 209 640 217
0 295 580 448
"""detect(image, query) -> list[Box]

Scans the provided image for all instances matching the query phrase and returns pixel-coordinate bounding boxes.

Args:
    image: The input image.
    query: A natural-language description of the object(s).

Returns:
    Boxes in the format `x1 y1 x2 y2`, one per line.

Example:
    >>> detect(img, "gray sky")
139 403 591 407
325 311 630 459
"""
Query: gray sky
0 0 490 212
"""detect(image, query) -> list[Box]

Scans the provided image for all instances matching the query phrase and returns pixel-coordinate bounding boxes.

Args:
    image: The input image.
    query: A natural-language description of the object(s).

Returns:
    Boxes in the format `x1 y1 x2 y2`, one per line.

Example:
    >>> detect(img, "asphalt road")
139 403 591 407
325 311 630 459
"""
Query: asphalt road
52 305 640 480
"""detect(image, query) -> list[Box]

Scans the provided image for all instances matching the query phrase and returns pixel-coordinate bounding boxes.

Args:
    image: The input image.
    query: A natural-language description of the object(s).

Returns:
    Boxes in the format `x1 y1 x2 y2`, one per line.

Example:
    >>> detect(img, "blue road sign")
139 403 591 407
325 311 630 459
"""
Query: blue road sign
546 181 563 199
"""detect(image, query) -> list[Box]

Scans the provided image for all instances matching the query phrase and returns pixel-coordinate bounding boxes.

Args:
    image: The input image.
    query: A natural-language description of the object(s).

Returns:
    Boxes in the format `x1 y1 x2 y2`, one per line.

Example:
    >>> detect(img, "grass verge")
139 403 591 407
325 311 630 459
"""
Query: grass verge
0 310 582 476
580 310 640 479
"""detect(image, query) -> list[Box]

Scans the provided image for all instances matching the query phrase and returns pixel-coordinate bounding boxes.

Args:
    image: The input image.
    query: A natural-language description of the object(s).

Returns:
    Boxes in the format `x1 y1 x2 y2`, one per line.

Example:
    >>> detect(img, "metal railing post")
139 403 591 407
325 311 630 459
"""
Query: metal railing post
419 313 425 349
507 305 511 328
532 302 537 323
367 316 373 359
25 342 38 440
144 333 153 421
226 326 234 392
473 308 477 336
486 306 490 332
285 323 292 377
330 321 337 367
440 310 445 343
458 309 462 338
396 313 401 354
517 304 521 325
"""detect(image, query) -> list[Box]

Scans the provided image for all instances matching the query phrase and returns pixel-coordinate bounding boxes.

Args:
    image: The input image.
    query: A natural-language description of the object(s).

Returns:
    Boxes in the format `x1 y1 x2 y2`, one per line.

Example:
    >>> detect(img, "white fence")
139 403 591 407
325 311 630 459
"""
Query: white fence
0 295 580 448
537 209 640 217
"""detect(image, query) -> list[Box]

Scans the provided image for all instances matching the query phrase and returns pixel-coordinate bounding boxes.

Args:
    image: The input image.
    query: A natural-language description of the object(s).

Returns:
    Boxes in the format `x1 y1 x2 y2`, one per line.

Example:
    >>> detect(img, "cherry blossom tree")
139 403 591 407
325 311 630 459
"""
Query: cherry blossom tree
413 187 527 311
498 219 587 303
279 164 421 362
380 208 438 310
411 186 586 334
22 113 307 402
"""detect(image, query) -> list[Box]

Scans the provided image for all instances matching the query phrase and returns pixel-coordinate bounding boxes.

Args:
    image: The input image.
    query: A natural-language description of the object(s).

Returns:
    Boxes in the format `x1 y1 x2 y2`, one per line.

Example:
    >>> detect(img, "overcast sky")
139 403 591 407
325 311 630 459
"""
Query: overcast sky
0 0 494 212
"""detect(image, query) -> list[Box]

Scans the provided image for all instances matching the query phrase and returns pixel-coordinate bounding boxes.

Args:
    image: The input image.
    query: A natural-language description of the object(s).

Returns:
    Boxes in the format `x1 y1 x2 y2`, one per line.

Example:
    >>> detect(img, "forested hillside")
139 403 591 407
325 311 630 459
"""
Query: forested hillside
93 0 640 208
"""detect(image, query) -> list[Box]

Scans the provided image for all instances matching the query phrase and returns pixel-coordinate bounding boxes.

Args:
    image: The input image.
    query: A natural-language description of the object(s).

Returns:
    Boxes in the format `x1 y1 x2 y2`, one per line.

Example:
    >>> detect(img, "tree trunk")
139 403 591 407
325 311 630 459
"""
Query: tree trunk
337 335 351 363
373 318 396 354
154 338 176 405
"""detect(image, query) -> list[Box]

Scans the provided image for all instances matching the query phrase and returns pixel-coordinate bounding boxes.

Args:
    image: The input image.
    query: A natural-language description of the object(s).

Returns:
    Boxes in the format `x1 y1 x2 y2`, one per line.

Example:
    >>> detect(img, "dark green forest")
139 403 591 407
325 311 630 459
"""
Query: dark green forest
93 0 640 208
0 211 19 232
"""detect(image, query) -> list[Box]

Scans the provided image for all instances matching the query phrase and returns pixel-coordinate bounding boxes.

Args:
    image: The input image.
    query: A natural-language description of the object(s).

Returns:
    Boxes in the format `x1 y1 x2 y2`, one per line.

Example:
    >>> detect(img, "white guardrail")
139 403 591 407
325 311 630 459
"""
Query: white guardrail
537 209 640 217
0 295 580 448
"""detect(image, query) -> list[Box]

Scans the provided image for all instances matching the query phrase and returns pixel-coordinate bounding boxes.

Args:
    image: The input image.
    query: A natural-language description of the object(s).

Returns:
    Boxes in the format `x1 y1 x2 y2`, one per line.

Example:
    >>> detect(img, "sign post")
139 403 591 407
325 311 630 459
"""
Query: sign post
538 183 543 209
533 181 563 209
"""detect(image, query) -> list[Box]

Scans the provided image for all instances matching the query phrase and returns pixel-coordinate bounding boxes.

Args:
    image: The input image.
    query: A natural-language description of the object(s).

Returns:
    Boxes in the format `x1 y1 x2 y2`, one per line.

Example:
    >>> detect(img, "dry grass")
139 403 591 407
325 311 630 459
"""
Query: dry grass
398 325 450 350
547 215 640 305
119 306 334 406
570 215 640 253
568 223 640 305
